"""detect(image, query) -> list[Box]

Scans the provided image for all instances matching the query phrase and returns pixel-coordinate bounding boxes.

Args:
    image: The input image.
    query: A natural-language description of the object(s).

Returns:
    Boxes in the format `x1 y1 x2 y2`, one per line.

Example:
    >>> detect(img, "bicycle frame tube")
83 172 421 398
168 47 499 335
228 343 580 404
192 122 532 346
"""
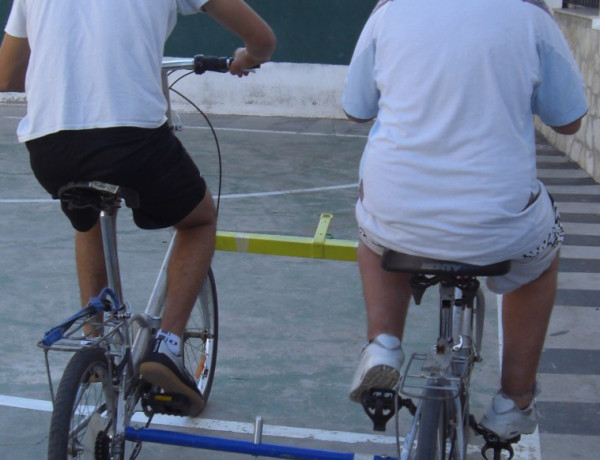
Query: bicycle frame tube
439 284 455 343
130 232 176 369
145 231 175 318
100 210 124 304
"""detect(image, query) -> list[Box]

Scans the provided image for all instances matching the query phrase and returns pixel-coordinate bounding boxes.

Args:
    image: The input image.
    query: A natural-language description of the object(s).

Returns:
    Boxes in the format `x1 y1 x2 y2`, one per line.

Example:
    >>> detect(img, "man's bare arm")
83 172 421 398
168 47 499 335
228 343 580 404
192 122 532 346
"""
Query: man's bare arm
202 0 276 76
344 110 375 124
0 33 30 92
550 116 583 135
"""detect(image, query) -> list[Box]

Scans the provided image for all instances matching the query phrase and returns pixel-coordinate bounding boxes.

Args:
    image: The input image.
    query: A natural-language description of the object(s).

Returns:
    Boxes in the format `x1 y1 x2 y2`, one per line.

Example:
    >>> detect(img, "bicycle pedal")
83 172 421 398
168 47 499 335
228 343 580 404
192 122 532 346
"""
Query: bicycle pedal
360 388 397 432
469 415 520 460
143 392 192 417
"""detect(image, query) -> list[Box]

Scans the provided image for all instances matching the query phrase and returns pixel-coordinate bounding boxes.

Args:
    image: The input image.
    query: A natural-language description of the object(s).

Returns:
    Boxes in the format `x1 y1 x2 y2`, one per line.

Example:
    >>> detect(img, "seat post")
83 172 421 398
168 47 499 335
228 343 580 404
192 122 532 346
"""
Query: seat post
99 207 124 305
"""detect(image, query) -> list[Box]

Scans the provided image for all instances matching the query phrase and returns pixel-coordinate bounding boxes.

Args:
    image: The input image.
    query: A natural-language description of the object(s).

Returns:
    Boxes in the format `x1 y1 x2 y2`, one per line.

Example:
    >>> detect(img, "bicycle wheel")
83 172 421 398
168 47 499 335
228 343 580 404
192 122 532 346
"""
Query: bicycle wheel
473 288 485 355
414 381 468 460
414 396 446 460
182 267 218 402
47 347 120 460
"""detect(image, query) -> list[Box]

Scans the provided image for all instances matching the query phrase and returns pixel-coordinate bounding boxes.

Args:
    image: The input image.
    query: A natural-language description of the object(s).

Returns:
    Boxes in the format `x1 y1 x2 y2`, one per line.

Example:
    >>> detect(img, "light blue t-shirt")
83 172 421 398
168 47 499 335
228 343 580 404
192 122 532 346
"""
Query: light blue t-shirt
343 0 588 265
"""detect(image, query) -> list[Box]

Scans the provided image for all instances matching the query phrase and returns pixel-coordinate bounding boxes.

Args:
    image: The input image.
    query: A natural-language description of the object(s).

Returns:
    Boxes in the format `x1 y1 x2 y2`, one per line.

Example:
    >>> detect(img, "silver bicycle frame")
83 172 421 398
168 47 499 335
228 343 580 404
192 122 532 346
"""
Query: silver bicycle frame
400 281 482 460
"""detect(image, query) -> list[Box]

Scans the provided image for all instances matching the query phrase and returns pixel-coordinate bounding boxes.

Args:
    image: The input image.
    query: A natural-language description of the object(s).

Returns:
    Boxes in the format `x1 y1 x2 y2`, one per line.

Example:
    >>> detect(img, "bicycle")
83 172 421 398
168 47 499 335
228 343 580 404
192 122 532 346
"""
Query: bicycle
37 55 229 460
122 247 522 460
359 249 521 460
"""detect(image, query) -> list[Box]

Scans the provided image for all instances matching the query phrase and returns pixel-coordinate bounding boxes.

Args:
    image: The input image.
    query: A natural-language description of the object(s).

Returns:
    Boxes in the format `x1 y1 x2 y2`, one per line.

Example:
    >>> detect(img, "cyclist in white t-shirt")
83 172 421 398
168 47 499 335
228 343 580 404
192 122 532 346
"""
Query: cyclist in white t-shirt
343 0 587 439
0 0 276 416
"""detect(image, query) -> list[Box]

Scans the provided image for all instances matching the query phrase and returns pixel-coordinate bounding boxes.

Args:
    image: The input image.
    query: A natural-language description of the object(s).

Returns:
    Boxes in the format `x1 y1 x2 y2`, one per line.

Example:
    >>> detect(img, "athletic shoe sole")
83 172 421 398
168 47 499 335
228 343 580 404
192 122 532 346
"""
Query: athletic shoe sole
349 364 400 403
140 361 205 416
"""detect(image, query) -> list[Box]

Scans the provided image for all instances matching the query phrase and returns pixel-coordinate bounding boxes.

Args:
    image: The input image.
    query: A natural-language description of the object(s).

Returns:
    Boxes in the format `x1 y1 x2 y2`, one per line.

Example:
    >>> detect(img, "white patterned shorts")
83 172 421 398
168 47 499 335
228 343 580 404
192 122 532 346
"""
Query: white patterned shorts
359 198 564 295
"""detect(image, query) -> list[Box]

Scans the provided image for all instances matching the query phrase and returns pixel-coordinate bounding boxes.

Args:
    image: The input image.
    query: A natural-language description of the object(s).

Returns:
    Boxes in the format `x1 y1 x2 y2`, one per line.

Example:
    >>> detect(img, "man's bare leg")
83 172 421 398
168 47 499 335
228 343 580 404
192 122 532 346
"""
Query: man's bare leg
159 192 217 336
76 220 108 307
349 242 411 402
139 192 216 416
500 253 559 409
75 220 107 334
358 241 412 341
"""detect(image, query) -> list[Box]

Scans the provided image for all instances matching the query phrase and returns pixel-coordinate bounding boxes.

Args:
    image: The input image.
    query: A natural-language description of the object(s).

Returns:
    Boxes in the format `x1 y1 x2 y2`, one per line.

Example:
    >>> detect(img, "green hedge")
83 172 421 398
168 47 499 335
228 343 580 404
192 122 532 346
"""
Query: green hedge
1 0 376 65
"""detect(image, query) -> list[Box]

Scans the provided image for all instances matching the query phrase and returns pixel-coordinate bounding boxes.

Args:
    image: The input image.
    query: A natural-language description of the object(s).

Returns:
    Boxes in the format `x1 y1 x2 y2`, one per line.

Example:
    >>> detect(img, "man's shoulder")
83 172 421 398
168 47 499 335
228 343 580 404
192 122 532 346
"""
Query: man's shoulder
521 0 553 17
371 0 394 16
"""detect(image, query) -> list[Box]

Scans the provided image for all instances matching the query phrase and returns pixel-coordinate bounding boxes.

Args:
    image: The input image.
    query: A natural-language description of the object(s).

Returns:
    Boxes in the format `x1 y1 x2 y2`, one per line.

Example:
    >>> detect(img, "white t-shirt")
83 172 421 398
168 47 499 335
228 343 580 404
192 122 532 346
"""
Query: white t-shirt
343 0 588 265
5 0 209 142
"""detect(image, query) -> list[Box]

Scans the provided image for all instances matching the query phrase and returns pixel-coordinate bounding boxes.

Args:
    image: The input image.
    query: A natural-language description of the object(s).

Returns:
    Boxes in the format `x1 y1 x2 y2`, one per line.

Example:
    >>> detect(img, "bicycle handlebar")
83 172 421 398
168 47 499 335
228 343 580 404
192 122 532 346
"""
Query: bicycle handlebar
162 54 259 74
161 54 231 73
194 54 233 74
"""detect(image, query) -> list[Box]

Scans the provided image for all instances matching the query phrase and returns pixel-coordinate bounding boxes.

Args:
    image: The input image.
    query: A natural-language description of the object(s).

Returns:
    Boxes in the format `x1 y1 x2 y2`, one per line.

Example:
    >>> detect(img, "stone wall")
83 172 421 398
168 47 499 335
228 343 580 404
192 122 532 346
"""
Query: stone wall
535 10 600 181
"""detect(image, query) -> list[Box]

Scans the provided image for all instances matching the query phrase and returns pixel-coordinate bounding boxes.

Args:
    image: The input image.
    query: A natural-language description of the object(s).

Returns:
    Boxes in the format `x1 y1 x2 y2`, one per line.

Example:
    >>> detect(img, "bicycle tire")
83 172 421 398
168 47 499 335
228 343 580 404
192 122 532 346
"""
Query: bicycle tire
47 347 120 460
473 288 485 355
414 381 469 460
182 267 218 402
414 395 446 460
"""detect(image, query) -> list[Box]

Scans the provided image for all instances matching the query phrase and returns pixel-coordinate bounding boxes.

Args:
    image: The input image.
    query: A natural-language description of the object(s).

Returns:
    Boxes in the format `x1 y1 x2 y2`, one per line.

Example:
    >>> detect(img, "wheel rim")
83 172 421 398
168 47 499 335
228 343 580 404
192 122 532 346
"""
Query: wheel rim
68 362 113 458
183 270 218 400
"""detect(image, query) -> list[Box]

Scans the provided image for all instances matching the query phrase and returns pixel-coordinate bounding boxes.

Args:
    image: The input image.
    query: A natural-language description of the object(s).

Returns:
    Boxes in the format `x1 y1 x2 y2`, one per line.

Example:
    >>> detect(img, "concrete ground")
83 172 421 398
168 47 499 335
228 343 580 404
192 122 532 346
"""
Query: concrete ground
0 102 598 459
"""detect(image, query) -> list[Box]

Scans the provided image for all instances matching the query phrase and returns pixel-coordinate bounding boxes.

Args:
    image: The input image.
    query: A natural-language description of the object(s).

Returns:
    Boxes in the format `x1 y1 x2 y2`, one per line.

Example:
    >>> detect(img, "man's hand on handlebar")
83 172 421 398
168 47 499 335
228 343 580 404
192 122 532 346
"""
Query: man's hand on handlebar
202 0 275 78
229 47 263 77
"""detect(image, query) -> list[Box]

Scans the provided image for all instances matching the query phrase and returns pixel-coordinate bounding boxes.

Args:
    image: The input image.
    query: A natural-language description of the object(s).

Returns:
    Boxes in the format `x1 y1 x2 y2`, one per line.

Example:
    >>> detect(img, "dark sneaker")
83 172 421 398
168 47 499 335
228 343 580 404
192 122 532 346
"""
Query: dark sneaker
140 337 205 416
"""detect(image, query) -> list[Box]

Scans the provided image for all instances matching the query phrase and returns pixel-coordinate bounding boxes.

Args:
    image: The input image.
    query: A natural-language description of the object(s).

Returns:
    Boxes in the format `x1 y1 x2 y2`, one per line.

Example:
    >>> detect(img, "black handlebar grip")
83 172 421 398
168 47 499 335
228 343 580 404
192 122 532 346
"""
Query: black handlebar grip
194 54 232 74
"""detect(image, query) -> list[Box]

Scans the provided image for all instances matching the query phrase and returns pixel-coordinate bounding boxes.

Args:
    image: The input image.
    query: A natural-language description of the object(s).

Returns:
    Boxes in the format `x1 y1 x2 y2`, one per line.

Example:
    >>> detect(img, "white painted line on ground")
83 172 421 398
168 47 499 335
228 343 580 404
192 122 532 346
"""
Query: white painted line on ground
3 116 368 138
0 394 53 412
184 125 368 139
0 394 541 458
0 183 359 204
0 394 395 445
132 412 397 445
0 198 54 203
219 183 357 199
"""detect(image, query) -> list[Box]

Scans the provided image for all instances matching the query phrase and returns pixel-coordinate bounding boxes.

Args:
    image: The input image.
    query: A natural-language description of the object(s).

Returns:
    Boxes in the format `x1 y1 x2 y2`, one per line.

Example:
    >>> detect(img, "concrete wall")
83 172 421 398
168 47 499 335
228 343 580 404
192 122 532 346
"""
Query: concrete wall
535 9 600 181
166 61 348 119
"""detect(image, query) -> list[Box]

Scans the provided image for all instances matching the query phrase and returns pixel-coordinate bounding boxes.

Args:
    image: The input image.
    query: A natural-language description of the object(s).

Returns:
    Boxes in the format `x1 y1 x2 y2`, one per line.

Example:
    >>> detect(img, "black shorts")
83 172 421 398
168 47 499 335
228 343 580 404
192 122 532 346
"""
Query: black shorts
26 124 207 232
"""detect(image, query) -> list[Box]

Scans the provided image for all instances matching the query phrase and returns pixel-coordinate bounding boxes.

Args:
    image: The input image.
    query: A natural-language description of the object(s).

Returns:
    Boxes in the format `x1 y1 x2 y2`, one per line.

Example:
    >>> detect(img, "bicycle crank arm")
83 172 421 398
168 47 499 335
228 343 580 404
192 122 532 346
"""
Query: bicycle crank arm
481 437 519 460
361 388 416 432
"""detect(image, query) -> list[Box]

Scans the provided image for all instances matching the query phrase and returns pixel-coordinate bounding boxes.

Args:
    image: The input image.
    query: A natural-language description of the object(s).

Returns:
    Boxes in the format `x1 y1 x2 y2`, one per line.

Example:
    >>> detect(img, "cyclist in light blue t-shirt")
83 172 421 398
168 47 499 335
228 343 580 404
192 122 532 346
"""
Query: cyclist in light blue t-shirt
343 0 587 439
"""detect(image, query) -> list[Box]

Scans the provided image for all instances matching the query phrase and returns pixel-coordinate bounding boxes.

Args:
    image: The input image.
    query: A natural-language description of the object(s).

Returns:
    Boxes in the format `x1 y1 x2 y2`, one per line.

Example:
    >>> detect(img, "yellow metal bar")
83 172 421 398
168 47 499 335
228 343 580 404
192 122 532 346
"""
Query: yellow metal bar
312 213 332 258
215 213 357 262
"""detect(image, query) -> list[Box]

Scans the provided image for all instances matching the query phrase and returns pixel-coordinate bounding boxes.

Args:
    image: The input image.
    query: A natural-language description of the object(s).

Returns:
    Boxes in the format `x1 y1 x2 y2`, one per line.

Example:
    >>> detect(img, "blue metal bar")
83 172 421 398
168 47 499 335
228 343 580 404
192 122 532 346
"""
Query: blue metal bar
125 427 395 460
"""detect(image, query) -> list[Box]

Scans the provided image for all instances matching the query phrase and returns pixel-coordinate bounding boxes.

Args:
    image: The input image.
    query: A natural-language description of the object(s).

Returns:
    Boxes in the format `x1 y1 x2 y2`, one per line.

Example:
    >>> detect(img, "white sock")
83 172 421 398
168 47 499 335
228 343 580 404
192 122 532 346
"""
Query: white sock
156 329 182 356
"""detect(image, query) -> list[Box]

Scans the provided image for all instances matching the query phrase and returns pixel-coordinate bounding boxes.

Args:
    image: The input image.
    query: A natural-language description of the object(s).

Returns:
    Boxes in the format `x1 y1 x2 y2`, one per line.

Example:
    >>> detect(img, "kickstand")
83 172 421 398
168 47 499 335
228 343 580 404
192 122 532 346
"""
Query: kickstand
469 415 521 460
361 389 415 432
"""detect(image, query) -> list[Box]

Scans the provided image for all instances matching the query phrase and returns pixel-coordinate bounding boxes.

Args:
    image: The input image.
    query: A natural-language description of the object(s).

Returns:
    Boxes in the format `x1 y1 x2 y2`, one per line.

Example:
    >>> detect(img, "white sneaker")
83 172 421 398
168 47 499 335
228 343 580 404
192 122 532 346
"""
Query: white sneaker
349 333 404 403
479 386 540 439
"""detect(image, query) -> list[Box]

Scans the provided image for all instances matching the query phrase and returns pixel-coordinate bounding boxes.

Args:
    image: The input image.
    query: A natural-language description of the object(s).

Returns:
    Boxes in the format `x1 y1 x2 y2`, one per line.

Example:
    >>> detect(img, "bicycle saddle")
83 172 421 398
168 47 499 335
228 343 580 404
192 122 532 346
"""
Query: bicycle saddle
56 181 140 210
381 250 510 277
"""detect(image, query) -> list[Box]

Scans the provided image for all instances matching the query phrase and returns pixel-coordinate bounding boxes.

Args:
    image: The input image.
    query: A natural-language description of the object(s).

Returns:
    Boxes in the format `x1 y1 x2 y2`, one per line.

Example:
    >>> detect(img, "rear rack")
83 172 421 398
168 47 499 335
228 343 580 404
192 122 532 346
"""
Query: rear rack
400 351 469 401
